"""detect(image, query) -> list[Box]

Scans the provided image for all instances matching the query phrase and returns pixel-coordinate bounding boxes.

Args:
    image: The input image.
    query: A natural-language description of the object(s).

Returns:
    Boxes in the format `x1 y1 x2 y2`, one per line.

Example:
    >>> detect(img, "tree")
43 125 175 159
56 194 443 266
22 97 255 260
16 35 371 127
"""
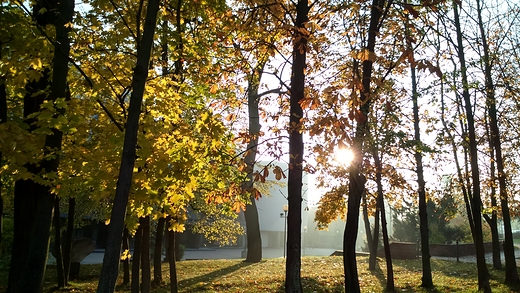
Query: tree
451 0 491 291
475 0 519 284
7 0 74 291
96 0 160 290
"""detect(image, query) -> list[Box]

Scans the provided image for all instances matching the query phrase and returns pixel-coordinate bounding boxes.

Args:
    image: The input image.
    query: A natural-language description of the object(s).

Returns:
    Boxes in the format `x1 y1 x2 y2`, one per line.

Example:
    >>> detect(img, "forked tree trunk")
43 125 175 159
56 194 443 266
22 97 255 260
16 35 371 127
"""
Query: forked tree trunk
96 0 160 291
372 151 394 292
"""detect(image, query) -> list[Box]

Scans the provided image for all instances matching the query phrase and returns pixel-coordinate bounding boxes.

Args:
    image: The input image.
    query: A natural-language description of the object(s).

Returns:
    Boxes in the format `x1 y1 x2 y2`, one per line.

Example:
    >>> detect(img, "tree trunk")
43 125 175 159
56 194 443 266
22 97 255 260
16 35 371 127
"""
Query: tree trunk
123 228 131 285
286 0 309 292
373 151 394 292
53 197 65 288
483 113 502 269
408 33 433 287
141 216 151 293
7 0 74 290
63 196 76 283
96 0 160 291
363 191 379 271
453 1 491 291
131 222 143 293
153 216 165 285
243 59 268 263
167 228 178 293
475 0 519 284
344 0 385 291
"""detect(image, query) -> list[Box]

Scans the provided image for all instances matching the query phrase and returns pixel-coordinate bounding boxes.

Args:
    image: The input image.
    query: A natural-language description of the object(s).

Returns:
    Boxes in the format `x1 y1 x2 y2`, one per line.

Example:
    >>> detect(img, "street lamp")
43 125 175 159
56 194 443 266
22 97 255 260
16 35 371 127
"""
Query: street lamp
280 204 288 258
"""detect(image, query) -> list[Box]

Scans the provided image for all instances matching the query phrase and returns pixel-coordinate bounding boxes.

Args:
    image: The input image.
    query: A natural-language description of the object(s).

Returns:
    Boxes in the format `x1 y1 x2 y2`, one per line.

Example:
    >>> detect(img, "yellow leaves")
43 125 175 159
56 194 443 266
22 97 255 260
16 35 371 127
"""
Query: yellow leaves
352 49 377 62
210 83 219 94
120 249 131 260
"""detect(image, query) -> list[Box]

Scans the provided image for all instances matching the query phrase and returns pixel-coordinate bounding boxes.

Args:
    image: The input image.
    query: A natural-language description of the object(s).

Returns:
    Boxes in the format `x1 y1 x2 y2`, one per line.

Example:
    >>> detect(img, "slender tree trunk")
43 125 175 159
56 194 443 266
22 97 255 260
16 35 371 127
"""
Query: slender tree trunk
408 37 433 288
453 1 491 291
372 151 394 292
286 0 309 292
363 191 380 271
344 0 387 292
123 228 131 286
243 59 268 263
7 0 74 290
131 222 143 293
141 216 151 293
96 0 160 291
54 197 65 288
483 113 502 269
154 216 165 285
63 196 75 283
167 227 178 293
475 0 519 284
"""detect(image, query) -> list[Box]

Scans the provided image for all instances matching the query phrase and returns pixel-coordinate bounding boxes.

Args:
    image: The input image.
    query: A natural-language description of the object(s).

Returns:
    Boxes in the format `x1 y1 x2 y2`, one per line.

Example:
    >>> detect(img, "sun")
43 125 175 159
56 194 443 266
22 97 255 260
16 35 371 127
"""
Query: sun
334 147 354 167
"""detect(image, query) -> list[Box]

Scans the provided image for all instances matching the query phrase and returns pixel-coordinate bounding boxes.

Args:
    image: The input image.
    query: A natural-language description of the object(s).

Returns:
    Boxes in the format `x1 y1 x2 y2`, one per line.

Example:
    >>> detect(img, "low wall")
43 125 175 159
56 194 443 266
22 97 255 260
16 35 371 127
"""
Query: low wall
376 242 417 259
430 242 496 257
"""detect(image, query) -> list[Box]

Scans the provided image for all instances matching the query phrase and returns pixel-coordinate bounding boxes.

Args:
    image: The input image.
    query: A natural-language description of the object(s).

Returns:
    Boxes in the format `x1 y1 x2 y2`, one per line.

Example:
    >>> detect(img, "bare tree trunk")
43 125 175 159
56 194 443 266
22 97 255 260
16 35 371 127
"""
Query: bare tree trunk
96 0 160 291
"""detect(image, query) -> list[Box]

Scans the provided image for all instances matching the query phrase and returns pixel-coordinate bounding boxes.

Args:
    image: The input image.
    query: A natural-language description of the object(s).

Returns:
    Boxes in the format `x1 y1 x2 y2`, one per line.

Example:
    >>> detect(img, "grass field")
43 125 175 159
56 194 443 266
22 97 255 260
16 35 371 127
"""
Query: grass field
2 255 519 292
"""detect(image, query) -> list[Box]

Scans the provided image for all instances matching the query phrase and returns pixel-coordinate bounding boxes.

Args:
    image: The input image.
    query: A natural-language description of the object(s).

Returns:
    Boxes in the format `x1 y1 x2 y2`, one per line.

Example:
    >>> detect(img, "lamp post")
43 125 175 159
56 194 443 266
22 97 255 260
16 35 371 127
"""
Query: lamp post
280 204 288 258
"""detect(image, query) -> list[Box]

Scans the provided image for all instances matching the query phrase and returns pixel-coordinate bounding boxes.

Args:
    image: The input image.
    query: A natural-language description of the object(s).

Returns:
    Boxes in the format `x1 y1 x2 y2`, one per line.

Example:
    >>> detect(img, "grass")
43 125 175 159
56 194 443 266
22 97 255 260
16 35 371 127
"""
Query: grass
1 256 519 292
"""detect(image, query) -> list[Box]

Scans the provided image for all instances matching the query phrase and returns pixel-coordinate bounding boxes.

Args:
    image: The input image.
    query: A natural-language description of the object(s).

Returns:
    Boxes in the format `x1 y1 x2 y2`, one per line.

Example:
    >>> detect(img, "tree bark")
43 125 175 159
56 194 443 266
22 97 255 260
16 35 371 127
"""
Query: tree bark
63 196 75 284
131 222 143 293
243 59 268 263
141 216 151 293
96 0 160 291
53 197 65 288
123 228 131 285
286 0 309 292
0 57 6 255
452 1 491 291
7 0 74 290
153 216 165 285
344 0 386 292
475 0 519 284
372 151 394 292
407 32 433 287
167 227 178 293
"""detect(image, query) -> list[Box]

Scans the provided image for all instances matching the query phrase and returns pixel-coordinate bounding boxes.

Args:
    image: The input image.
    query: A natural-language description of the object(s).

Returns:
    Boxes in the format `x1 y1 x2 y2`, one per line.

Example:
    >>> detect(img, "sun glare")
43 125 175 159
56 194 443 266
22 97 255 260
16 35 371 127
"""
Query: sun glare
334 148 354 167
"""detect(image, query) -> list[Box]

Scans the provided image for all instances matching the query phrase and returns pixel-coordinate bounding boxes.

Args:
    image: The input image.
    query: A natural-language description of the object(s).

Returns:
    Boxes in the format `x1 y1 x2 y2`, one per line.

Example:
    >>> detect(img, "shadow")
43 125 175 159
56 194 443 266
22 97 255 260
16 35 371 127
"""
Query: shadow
177 261 253 290
300 276 344 293
368 261 387 288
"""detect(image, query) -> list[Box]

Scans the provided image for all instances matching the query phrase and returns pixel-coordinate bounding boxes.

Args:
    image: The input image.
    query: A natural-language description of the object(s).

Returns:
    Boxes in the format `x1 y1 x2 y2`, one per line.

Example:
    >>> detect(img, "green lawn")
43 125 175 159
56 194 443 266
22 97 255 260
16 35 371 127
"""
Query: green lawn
2 256 519 292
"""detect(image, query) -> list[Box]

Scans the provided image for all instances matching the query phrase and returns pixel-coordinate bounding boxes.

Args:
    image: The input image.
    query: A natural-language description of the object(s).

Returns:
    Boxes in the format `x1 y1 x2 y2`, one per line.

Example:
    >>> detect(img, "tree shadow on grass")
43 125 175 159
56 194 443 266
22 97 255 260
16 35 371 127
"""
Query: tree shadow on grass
177 261 253 291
